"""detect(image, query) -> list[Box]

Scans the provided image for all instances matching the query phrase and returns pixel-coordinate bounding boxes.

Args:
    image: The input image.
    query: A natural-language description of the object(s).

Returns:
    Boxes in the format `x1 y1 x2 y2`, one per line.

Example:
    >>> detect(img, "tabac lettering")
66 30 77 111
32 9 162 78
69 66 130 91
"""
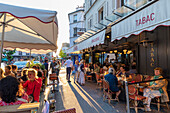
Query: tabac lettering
136 13 155 26
92 37 99 43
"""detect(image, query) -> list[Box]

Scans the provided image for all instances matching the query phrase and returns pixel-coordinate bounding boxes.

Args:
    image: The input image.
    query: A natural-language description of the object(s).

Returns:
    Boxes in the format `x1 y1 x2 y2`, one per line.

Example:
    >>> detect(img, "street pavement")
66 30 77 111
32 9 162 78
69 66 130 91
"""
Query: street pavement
51 68 169 113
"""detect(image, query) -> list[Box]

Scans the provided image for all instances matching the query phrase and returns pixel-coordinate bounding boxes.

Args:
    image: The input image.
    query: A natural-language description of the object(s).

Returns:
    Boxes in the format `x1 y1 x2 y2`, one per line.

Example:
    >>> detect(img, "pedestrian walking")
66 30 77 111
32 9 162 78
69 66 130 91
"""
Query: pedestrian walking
78 60 85 85
73 60 79 83
64 56 73 82
50 59 57 73
43 59 49 77
55 60 61 83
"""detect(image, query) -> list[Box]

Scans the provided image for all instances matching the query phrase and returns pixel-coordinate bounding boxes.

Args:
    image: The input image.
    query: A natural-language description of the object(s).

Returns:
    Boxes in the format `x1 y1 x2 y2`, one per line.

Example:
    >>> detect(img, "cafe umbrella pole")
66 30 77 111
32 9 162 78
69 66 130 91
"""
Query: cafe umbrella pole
0 13 6 68
125 80 130 113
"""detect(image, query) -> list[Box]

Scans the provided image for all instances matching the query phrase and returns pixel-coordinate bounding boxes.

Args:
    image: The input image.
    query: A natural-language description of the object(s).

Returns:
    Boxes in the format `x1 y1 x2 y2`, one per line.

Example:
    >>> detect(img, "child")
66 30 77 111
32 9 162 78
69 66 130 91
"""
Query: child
22 68 42 102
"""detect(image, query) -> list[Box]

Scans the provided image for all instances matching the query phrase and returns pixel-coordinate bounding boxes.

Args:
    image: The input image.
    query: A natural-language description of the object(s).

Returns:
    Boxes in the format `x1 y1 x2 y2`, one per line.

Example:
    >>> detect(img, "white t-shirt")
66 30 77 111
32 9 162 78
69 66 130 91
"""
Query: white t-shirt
64 59 73 67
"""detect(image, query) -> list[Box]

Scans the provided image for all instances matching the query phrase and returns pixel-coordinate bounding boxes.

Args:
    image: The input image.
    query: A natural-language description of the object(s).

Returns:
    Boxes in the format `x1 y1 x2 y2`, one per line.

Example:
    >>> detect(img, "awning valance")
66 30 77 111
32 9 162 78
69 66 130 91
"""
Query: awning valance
111 0 170 41
0 3 58 54
67 30 106 54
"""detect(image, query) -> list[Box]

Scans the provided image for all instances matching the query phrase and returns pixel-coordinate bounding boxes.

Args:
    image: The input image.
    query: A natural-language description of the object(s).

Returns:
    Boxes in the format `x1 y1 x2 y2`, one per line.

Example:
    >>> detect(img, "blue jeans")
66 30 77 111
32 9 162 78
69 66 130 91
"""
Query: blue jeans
66 67 71 81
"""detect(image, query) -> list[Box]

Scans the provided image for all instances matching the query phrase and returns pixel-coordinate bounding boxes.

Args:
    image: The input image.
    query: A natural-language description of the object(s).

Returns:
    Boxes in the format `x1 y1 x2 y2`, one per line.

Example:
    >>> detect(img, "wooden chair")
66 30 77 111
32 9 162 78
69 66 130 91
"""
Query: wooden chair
103 79 119 104
128 85 146 113
131 73 136 81
48 73 58 92
151 79 169 111
86 74 92 82
135 74 143 82
52 108 76 113
96 74 103 90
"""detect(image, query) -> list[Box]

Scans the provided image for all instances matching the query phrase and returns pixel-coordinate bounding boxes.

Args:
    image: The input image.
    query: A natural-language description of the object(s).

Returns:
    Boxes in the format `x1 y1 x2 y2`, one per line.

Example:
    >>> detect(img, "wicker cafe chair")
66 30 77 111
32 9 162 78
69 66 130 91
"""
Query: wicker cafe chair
48 73 58 92
96 74 103 90
128 85 146 113
52 108 76 113
103 79 119 104
135 74 143 82
85 73 92 82
151 79 169 111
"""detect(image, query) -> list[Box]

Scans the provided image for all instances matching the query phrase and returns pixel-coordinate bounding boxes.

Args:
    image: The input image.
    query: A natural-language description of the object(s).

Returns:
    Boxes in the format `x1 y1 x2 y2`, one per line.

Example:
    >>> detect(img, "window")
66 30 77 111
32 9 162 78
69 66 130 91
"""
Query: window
88 18 93 29
115 0 125 9
73 14 77 23
73 27 77 37
98 7 104 22
26 53 29 55
19 51 22 55
90 0 92 6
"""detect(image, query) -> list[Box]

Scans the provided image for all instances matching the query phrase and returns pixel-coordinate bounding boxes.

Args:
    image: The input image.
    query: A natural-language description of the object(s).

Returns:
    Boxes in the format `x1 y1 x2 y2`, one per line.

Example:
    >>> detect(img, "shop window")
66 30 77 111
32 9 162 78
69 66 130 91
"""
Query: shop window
73 14 77 23
98 7 104 22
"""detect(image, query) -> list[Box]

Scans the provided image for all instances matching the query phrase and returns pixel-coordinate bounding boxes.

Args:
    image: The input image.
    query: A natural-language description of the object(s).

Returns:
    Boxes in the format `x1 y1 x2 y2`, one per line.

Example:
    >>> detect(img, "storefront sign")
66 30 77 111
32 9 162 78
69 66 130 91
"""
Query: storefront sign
136 13 155 26
111 0 170 41
92 37 99 43
150 43 155 67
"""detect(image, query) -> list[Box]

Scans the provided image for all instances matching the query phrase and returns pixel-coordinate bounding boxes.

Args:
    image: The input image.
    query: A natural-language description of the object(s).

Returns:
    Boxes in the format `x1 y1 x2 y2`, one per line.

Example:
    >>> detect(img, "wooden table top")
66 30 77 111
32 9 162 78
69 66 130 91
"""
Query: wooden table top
0 102 39 112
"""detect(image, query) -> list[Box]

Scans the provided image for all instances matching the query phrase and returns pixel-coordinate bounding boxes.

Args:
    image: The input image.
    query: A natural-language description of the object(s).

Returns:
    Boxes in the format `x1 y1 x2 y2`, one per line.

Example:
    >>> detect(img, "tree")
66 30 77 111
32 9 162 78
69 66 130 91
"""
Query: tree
59 49 67 58
3 49 16 64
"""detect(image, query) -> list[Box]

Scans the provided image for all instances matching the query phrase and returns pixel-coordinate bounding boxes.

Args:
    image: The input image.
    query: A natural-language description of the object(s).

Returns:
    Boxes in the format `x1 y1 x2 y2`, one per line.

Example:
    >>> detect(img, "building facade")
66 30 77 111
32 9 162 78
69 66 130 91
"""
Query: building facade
61 43 70 52
68 6 86 47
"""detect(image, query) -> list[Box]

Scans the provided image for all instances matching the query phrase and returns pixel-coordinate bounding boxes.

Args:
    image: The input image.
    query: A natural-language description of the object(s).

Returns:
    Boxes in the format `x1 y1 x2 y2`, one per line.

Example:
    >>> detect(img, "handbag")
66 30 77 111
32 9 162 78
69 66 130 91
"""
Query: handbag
28 85 35 103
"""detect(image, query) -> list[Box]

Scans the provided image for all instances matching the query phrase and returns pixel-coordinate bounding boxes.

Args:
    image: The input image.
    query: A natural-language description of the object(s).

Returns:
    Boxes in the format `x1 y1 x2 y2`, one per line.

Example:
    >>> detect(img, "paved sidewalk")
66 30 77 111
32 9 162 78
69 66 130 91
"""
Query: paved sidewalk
52 68 169 113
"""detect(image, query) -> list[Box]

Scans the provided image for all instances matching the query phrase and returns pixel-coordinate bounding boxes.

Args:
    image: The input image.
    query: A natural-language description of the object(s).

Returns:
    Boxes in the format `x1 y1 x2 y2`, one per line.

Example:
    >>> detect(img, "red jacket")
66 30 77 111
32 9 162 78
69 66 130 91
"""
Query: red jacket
23 78 42 102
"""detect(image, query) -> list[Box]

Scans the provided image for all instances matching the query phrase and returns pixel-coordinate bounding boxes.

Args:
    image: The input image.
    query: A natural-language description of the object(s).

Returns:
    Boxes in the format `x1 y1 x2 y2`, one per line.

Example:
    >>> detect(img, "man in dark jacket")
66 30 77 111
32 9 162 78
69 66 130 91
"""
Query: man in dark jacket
104 68 121 99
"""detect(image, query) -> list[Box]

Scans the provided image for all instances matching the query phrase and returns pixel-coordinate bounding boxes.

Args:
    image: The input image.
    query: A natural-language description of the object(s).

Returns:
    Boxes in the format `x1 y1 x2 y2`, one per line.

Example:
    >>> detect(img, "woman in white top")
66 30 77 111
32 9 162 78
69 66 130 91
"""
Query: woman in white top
78 60 85 85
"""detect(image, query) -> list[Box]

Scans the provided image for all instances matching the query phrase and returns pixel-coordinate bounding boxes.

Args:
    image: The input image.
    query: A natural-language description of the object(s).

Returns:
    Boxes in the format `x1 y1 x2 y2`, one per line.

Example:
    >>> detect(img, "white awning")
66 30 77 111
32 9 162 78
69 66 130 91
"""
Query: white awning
0 3 58 54
111 0 170 41
67 30 106 54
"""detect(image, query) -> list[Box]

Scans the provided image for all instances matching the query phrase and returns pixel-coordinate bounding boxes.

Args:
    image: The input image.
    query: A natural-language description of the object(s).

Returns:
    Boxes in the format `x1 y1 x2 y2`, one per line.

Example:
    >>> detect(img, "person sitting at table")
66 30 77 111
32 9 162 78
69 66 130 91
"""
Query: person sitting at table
11 65 18 77
91 63 100 82
86 63 91 75
104 68 121 100
0 76 27 106
116 65 131 81
129 63 137 74
89 62 94 72
4 65 15 77
22 68 42 102
16 83 29 103
20 68 28 83
143 67 169 111
0 68 5 80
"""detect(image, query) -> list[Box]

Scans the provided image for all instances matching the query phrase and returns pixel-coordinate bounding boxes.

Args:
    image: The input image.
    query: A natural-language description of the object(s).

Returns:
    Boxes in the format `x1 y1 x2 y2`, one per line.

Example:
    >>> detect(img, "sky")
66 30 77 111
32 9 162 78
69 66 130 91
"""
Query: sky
0 0 84 55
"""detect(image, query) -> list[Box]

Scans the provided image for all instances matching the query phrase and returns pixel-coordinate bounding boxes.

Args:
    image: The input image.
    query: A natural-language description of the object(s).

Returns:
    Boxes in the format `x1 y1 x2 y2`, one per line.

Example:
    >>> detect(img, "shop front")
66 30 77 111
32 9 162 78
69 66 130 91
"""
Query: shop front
111 0 170 95
66 29 106 64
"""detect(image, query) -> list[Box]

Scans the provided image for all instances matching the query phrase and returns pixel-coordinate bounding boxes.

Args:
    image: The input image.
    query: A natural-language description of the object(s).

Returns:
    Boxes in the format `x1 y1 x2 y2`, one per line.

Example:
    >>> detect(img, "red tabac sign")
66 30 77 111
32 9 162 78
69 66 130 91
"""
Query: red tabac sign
91 37 99 43
136 13 155 26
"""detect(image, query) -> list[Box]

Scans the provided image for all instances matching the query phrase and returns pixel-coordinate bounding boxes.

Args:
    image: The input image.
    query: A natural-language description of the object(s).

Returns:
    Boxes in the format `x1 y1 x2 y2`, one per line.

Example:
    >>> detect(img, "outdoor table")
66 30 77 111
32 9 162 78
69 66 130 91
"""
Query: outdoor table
0 102 39 113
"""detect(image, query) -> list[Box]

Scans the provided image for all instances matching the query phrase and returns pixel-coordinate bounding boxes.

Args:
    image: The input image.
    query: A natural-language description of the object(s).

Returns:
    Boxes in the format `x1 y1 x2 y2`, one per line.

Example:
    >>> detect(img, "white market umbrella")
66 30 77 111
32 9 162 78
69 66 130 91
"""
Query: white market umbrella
0 3 58 66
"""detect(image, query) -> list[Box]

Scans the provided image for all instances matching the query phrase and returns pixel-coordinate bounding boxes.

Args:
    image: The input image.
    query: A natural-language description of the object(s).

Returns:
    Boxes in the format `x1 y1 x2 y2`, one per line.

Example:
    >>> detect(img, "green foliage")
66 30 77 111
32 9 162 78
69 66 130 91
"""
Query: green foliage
26 59 45 70
3 49 16 61
59 49 67 58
